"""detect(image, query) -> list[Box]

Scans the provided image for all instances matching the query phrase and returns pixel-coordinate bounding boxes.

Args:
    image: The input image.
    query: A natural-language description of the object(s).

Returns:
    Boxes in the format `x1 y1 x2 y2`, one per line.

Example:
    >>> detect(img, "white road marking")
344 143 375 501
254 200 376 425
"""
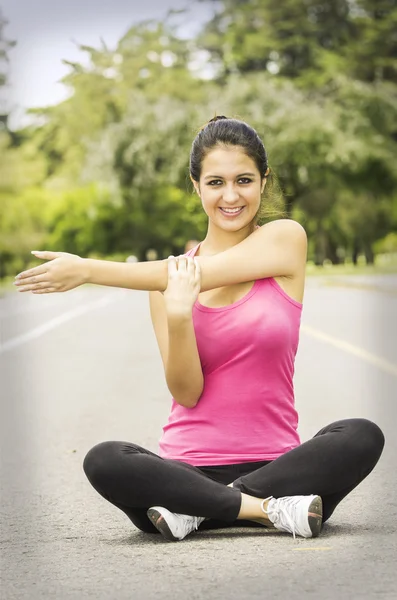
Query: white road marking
301 324 397 378
292 547 333 551
0 294 118 354
2 292 396 380
0 291 88 318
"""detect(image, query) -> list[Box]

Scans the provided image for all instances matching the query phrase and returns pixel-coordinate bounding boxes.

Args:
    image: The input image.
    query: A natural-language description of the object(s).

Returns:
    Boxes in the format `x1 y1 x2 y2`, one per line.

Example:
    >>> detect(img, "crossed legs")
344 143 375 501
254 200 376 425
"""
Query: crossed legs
83 418 384 534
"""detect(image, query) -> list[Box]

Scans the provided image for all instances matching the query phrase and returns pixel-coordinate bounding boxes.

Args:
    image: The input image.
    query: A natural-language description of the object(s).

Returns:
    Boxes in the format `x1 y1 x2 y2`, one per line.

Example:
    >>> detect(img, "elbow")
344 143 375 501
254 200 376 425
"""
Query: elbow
165 369 204 408
170 386 203 409
166 372 203 409
175 396 199 409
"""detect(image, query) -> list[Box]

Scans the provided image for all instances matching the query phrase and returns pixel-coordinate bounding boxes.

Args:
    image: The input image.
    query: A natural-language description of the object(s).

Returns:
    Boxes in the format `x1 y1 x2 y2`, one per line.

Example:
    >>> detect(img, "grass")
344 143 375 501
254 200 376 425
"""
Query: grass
0 278 16 297
306 262 397 277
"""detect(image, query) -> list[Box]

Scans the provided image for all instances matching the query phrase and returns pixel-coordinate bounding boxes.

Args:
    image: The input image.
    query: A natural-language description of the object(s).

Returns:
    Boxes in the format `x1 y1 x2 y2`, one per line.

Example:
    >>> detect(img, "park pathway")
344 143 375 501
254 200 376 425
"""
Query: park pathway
1 274 396 599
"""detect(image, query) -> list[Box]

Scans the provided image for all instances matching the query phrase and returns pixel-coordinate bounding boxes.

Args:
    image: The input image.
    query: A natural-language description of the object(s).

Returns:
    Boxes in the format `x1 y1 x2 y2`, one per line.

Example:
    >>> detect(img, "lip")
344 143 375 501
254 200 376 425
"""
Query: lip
219 206 245 217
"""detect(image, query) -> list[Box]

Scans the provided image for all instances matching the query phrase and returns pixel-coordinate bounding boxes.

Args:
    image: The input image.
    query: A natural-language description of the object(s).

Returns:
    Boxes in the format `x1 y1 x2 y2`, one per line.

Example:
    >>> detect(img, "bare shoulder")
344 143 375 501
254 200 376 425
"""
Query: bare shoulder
260 219 307 264
259 219 307 294
260 219 307 245
258 220 307 301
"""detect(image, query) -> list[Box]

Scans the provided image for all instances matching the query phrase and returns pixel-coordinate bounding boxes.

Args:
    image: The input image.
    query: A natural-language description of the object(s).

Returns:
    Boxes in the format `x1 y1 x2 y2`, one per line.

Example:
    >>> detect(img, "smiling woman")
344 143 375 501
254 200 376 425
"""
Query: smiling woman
190 115 281 233
194 146 265 227
15 115 384 543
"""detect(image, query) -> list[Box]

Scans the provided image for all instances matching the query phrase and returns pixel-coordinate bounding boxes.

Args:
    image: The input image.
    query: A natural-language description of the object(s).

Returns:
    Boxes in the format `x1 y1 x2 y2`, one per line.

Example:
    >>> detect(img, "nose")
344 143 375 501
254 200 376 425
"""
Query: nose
222 184 240 204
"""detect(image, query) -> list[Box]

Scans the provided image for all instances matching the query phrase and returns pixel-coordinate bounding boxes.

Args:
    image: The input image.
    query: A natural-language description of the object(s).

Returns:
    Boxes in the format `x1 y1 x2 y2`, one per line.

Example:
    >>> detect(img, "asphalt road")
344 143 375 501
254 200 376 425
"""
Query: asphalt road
1 274 396 600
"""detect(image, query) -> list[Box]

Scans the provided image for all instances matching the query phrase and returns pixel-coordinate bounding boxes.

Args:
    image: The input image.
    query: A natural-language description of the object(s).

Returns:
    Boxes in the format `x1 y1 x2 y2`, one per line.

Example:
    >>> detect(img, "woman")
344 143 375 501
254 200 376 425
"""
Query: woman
15 116 384 542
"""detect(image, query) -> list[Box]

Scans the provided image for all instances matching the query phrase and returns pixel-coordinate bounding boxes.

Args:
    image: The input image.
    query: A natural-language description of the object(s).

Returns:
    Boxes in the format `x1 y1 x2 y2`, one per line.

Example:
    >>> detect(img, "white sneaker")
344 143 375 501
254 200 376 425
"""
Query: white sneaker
262 495 323 539
147 506 205 541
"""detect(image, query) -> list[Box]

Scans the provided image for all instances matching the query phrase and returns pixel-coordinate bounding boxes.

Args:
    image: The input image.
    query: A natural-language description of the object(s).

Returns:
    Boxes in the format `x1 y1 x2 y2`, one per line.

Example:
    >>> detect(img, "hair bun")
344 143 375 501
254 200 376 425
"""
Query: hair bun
198 115 229 132
208 115 228 123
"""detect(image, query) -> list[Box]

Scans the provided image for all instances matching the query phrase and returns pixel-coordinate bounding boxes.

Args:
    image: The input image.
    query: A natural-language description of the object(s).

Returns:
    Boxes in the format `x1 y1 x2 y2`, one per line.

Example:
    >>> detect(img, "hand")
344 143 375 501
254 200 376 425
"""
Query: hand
163 255 201 319
14 251 87 294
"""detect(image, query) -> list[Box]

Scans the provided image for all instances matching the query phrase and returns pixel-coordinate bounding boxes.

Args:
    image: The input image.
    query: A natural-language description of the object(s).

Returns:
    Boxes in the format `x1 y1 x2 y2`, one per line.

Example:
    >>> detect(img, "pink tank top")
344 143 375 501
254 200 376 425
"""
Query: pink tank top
158 245 302 466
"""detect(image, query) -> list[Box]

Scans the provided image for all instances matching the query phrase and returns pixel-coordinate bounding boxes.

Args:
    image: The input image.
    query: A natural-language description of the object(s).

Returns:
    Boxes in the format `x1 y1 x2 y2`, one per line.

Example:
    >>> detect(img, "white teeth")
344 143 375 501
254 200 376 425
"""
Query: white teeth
220 207 243 213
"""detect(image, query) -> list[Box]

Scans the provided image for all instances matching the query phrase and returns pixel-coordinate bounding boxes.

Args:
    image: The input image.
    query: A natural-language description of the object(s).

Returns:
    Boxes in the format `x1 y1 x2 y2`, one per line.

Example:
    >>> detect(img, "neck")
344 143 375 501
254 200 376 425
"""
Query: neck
199 221 257 256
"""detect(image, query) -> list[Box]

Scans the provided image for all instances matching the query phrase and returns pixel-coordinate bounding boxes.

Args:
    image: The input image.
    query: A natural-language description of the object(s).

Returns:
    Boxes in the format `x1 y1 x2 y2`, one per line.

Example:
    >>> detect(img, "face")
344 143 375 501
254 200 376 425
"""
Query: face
192 145 266 233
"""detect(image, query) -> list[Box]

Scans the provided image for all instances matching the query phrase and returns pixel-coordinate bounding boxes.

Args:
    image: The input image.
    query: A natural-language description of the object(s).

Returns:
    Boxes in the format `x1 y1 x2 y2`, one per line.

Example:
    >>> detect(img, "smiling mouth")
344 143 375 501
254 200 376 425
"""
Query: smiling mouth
219 207 245 216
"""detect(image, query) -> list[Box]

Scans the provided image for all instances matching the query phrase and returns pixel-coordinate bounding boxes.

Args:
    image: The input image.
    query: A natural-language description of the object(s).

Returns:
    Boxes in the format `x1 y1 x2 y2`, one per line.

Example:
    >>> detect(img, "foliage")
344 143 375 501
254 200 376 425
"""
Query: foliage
1 0 397 277
0 9 16 88
198 0 397 82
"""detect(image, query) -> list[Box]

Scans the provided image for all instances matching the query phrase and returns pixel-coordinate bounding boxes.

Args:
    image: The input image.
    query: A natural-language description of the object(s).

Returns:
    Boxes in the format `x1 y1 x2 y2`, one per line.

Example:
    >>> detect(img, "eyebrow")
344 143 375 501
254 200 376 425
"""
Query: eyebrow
204 172 257 180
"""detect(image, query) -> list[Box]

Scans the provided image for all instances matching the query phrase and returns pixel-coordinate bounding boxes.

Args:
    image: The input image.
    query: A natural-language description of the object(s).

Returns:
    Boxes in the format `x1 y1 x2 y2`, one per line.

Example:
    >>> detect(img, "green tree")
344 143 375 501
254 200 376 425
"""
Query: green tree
2 1 396 276
27 18 208 184
80 92 210 259
197 0 353 79
346 0 397 83
0 8 16 129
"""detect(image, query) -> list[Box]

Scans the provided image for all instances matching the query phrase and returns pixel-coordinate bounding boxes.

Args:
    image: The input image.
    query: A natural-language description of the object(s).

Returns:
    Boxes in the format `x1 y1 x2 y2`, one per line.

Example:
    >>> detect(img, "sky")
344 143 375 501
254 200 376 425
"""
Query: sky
1 0 214 128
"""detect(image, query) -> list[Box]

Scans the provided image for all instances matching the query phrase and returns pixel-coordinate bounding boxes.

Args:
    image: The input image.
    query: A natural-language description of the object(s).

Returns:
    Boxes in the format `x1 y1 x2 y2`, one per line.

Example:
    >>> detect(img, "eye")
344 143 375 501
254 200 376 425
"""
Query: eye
238 178 252 184
207 180 222 186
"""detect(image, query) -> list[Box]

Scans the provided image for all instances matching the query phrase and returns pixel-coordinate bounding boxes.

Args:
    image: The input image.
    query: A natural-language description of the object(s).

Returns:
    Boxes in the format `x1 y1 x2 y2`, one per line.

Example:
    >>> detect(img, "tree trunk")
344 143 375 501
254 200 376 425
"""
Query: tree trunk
363 241 375 265
352 239 360 265
314 226 327 265
327 240 341 265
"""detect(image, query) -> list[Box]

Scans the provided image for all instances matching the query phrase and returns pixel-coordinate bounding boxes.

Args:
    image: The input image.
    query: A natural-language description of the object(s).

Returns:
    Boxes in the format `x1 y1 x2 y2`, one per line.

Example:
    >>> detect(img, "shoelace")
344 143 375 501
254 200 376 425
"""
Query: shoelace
261 496 298 540
176 513 201 536
190 516 200 531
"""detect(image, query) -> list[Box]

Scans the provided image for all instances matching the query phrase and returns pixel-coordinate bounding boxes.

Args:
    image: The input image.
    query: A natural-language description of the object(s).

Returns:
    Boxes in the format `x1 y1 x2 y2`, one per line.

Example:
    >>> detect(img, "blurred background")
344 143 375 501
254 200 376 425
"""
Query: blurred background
1 0 396 281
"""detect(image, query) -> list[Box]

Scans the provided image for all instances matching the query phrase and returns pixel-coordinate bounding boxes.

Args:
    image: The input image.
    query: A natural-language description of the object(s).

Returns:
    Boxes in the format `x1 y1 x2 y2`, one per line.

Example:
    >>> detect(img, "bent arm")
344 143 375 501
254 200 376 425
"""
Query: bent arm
165 316 204 408
149 292 204 408
86 219 307 292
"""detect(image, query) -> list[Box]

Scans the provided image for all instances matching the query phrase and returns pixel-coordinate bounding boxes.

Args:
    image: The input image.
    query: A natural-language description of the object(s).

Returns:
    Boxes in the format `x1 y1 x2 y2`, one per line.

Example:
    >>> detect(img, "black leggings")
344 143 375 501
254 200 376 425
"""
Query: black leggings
83 418 384 534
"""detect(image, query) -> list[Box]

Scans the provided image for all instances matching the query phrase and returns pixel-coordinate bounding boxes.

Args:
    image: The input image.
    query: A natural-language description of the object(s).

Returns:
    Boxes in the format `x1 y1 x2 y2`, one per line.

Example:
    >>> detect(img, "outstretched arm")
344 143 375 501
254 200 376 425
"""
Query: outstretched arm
15 219 307 293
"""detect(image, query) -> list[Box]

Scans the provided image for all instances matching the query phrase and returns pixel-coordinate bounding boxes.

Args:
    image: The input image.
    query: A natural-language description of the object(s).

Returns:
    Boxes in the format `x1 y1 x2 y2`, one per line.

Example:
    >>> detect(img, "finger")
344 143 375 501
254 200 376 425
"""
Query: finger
15 266 48 281
177 256 187 272
194 259 201 286
16 281 52 293
32 288 58 294
14 273 48 287
167 255 178 277
194 258 201 278
31 250 62 261
187 256 195 275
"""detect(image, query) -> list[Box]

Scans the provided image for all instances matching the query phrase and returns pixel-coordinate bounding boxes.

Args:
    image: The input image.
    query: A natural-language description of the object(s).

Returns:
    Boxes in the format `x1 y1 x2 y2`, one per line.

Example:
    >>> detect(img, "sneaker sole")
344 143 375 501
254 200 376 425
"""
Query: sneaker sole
308 496 323 538
147 508 180 542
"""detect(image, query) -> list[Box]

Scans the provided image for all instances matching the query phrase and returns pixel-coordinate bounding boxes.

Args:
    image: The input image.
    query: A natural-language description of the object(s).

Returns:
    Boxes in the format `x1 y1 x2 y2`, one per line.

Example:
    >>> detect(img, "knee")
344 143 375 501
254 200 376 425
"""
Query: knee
351 418 385 464
83 441 119 488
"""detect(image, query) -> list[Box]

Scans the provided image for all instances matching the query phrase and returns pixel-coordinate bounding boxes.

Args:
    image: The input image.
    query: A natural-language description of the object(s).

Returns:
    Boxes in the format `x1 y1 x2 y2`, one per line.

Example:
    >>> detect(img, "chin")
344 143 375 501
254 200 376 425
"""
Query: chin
219 221 253 233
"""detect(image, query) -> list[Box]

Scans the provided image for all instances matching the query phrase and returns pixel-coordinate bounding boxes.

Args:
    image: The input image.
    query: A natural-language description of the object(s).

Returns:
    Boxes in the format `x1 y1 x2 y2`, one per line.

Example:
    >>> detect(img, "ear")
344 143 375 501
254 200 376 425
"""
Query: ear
261 168 270 193
191 177 200 196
